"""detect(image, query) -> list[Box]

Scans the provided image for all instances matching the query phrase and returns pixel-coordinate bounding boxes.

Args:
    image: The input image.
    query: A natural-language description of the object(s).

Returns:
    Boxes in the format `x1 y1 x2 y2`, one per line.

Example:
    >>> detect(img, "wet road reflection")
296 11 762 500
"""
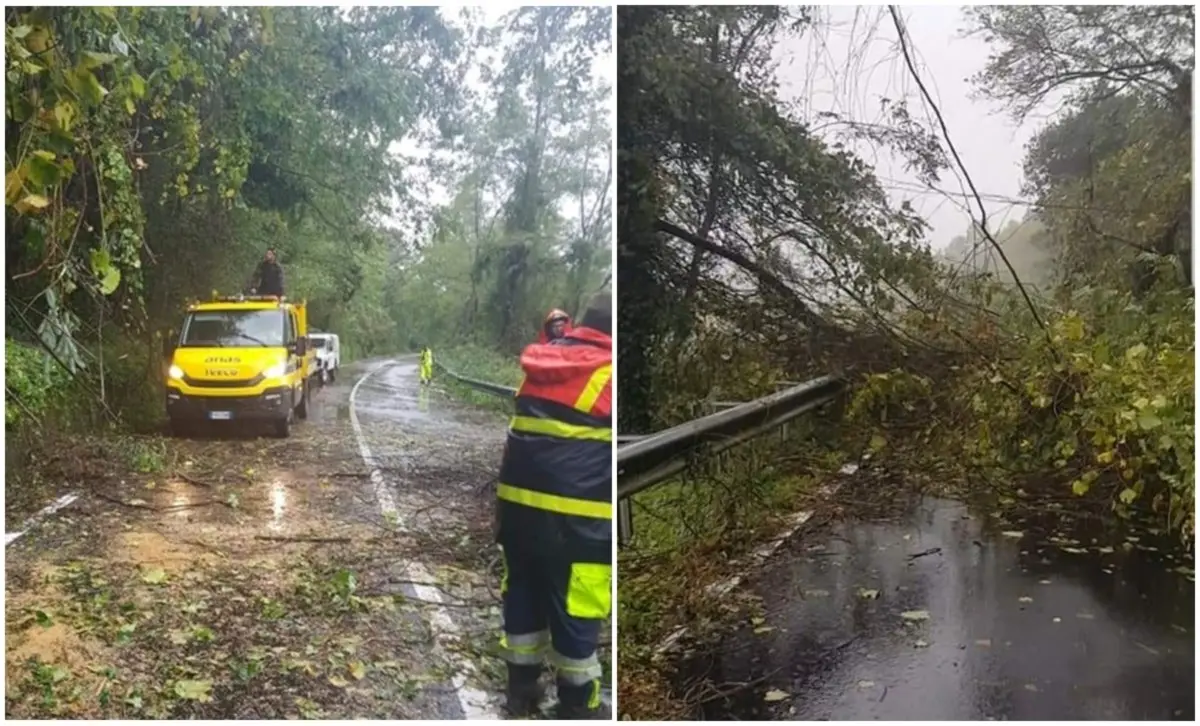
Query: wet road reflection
685 496 1194 720
269 479 287 532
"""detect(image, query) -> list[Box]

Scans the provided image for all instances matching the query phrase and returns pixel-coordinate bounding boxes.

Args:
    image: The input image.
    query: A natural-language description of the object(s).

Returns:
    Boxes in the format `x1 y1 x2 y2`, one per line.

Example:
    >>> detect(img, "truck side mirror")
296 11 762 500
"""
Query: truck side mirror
294 337 308 356
161 334 175 360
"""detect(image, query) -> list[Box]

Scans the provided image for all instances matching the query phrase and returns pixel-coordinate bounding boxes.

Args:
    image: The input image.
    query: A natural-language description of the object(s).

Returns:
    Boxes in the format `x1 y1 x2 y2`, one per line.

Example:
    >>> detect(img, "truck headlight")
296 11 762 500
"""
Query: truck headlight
168 365 184 380
263 362 286 379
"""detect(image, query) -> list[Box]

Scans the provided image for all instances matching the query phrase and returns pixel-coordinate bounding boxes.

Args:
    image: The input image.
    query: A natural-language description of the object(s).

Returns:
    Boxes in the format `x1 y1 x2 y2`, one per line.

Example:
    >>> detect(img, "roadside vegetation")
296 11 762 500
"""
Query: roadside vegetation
435 345 522 411
617 6 1193 719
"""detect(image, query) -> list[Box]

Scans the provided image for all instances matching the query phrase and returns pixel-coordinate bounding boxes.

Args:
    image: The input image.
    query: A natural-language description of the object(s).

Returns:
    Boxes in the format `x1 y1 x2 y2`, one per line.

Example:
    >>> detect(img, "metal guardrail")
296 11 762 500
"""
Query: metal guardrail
616 375 845 545
432 359 517 398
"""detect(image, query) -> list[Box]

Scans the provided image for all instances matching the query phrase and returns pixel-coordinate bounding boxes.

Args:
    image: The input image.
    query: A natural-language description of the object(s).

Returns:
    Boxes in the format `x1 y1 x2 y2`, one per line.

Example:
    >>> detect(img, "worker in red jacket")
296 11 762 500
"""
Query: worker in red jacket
539 308 572 343
497 291 612 719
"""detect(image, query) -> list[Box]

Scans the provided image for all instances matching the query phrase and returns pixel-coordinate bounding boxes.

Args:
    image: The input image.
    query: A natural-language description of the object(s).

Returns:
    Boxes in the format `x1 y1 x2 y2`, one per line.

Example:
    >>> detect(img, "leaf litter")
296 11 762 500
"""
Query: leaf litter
6 405 510 719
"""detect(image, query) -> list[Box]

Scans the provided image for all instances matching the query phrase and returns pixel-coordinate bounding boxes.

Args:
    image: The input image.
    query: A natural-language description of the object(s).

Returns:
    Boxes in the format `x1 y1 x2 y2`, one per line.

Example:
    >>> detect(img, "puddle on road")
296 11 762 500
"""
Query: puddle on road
681 495 1195 721
268 478 288 532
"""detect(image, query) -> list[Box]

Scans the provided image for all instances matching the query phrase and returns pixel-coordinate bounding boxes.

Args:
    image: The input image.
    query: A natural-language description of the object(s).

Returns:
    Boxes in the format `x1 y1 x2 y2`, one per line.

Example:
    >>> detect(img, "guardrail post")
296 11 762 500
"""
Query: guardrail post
617 498 633 548
775 382 802 444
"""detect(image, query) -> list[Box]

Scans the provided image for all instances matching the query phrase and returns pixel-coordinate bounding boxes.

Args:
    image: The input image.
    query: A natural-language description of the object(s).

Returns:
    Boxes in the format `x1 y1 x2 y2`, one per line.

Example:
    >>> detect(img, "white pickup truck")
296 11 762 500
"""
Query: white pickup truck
309 332 340 385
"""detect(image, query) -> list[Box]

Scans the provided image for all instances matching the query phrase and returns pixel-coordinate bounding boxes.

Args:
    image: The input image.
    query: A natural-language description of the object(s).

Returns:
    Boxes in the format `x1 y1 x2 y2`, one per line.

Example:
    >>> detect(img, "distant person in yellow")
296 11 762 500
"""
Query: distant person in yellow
419 346 433 385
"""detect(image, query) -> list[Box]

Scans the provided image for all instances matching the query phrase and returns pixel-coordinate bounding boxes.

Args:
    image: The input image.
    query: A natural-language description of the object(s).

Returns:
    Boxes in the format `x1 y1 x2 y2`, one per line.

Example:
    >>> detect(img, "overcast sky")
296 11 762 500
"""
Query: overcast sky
391 5 613 220
773 6 1045 250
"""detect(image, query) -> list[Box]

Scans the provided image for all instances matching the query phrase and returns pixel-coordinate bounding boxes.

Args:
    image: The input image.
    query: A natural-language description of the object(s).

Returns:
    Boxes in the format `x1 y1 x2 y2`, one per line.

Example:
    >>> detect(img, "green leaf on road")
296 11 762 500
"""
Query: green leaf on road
174 679 213 702
140 566 167 584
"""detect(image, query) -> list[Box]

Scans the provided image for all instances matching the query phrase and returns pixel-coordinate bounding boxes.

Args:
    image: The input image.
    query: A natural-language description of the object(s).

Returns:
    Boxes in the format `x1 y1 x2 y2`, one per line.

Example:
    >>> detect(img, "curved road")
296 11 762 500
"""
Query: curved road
5 356 508 719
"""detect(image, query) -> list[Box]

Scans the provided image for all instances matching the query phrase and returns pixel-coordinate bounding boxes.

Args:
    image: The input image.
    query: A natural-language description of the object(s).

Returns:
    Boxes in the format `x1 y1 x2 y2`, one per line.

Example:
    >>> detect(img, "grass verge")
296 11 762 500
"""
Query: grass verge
434 344 521 413
616 433 847 720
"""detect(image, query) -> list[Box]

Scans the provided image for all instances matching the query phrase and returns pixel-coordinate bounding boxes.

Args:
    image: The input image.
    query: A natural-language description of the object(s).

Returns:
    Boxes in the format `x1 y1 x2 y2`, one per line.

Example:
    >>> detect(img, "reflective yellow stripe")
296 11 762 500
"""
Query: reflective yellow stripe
501 631 549 665
497 483 612 520
549 649 603 683
510 415 611 442
572 364 612 414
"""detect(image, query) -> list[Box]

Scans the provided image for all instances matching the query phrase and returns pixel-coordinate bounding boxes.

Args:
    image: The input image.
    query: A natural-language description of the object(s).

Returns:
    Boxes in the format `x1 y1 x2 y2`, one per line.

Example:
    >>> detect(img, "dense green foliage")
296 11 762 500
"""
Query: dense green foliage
435 344 522 412
5 6 611 434
618 5 1192 718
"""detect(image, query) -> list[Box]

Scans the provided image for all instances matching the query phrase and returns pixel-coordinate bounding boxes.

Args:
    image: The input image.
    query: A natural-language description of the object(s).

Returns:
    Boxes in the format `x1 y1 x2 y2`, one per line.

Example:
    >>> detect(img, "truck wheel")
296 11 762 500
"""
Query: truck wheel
273 391 294 438
169 419 191 439
297 381 310 420
318 368 328 386
329 368 336 383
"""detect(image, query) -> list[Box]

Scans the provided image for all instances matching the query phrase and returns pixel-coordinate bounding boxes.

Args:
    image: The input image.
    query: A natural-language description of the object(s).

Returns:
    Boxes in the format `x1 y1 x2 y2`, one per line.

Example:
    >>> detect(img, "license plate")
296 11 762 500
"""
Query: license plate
208 411 232 421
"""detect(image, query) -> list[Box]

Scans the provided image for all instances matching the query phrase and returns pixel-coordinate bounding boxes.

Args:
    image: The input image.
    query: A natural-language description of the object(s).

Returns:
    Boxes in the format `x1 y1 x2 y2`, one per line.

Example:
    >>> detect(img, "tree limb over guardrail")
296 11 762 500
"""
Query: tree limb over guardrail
617 375 846 544
432 359 517 399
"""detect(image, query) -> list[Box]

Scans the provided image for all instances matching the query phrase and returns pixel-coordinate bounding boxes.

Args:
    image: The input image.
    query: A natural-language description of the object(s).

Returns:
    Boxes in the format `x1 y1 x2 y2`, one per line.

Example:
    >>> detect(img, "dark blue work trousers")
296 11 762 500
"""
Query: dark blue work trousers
500 545 602 675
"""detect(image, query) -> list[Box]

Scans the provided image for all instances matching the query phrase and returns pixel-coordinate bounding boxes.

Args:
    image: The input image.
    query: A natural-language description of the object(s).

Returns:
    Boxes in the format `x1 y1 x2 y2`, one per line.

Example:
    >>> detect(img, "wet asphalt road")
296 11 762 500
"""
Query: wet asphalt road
685 496 1195 720
6 356 511 720
317 357 508 719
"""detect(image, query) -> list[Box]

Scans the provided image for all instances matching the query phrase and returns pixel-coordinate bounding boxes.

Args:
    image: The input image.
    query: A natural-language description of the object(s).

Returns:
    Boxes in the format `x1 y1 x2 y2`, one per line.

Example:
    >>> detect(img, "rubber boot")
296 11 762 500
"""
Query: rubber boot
554 678 609 720
504 663 544 719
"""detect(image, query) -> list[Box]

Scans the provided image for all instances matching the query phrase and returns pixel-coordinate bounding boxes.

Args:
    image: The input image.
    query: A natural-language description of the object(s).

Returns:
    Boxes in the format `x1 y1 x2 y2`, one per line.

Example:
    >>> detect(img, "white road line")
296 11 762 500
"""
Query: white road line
348 360 399 518
5 493 80 546
348 359 498 720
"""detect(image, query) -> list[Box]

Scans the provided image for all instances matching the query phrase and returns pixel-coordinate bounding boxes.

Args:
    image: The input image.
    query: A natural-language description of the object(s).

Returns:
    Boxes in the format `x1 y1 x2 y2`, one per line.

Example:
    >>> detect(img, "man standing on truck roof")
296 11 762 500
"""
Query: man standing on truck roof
249 247 285 297
496 290 612 720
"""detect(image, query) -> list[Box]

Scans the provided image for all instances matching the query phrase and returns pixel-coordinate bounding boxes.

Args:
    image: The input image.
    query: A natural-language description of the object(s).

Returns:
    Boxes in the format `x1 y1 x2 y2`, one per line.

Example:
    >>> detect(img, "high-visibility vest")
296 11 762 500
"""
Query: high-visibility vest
496 326 612 564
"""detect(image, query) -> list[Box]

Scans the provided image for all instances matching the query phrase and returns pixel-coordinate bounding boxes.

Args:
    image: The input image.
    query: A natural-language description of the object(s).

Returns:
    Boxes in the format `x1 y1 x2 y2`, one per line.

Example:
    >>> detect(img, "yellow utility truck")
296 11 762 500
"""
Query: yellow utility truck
163 295 315 438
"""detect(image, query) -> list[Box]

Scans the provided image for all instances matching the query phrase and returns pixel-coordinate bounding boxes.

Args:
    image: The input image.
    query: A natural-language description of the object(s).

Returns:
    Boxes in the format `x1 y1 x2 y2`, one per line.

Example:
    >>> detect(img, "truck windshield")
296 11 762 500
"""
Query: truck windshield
181 310 286 348
311 338 328 349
